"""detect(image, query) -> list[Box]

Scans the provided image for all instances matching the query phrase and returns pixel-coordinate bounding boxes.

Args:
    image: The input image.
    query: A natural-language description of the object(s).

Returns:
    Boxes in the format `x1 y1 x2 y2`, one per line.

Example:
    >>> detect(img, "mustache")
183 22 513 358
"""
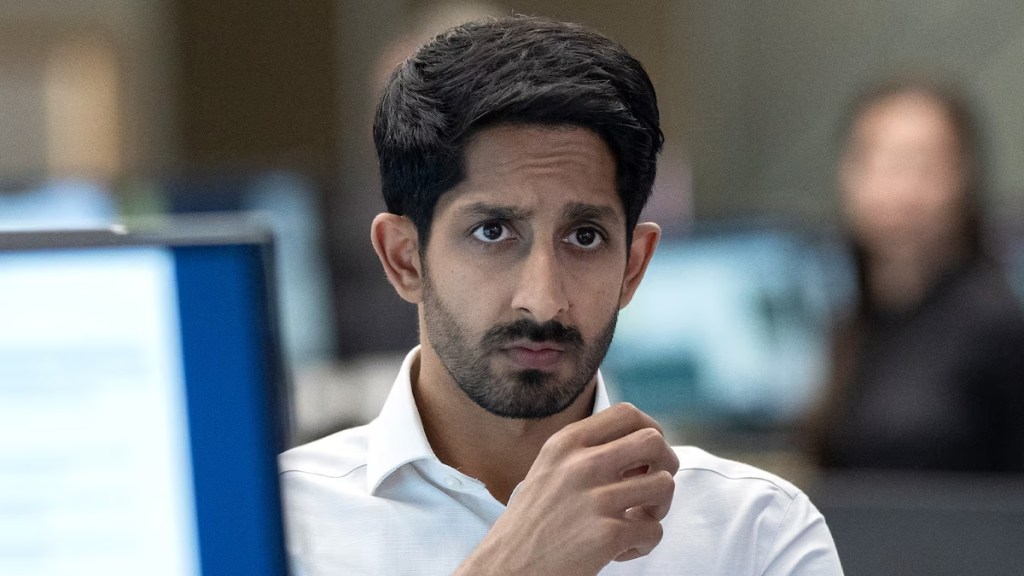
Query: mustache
482 318 584 349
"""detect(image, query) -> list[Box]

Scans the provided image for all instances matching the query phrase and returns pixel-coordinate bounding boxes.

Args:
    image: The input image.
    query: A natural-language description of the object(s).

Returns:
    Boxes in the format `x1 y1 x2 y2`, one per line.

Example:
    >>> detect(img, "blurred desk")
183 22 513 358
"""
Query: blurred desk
289 353 403 446
809 471 1024 576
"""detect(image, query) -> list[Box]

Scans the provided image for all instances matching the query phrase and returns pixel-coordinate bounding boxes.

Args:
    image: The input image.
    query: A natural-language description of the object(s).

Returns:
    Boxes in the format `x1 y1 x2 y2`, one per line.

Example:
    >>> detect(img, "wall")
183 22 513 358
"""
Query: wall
0 0 177 178
671 0 1024 224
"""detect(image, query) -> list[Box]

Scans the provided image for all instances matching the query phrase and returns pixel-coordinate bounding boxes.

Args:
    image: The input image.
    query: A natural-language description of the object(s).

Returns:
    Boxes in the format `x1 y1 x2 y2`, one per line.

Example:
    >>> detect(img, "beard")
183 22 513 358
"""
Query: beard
421 270 618 420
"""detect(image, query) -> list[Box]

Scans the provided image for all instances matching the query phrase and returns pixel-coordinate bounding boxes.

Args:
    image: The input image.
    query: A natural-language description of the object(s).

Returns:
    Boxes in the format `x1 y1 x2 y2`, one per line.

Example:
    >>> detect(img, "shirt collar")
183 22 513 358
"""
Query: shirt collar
365 345 613 495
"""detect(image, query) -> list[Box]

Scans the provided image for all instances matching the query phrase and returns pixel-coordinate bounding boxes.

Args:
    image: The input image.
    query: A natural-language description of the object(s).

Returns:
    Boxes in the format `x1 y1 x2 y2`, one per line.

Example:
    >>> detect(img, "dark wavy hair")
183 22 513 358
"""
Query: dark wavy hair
373 15 663 246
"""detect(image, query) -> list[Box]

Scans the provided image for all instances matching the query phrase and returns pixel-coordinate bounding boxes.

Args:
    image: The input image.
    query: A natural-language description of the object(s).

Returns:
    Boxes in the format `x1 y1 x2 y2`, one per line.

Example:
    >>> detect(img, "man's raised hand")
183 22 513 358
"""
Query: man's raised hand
456 403 680 576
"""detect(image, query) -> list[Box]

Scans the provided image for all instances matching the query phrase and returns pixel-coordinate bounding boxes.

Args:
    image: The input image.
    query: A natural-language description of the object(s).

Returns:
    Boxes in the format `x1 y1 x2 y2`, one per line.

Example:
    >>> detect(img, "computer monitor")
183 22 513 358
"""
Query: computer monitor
159 172 336 366
602 222 855 432
0 220 290 575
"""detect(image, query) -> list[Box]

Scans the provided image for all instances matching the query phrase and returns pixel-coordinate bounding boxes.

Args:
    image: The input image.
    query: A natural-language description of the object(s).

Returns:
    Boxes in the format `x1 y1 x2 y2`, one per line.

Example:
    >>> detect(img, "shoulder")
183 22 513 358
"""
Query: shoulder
670 446 808 527
657 447 841 574
279 424 371 480
944 263 1024 367
948 262 1024 326
277 424 376 541
673 445 803 499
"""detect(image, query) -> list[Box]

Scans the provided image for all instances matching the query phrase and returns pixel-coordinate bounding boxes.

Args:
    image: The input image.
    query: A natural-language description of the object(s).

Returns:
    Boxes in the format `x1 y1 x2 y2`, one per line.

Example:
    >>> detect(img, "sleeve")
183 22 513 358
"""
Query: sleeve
760 491 845 576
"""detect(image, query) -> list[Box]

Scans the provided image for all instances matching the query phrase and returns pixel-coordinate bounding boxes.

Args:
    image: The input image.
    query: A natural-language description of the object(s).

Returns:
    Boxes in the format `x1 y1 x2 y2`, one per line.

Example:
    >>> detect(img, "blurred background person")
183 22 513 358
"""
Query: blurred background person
810 75 1024 472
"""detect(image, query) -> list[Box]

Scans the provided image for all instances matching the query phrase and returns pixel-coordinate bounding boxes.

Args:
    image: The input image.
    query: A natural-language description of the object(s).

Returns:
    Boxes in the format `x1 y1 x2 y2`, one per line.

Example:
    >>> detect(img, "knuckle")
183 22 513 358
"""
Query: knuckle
657 468 676 485
622 402 645 421
654 470 676 496
613 518 663 556
614 401 637 412
613 402 642 424
669 450 681 473
621 403 663 434
543 427 576 454
636 426 663 446
648 520 665 547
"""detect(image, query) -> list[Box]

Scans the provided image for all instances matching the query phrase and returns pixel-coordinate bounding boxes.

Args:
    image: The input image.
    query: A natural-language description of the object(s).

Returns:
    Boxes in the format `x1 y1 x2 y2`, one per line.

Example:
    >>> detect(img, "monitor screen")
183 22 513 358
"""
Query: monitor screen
602 223 855 431
0 222 289 575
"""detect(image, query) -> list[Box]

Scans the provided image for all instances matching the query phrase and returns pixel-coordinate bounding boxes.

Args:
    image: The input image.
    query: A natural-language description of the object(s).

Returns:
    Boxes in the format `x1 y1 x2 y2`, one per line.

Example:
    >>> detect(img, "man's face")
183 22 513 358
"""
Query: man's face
419 124 632 419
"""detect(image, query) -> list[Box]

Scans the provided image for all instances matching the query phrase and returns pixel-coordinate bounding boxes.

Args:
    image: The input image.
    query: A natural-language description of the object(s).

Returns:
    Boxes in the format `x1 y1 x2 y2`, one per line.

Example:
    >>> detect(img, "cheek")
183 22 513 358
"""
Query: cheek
918 182 966 234
427 255 512 326
570 272 624 323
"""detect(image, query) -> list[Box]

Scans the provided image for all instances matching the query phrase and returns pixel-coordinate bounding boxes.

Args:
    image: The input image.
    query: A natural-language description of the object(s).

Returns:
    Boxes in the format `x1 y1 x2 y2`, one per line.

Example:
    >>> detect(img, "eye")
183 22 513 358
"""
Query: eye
471 221 514 243
564 227 604 249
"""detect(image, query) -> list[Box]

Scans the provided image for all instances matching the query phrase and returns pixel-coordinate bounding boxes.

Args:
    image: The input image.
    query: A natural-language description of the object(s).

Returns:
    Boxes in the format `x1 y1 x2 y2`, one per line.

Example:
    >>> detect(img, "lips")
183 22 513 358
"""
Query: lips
502 341 565 370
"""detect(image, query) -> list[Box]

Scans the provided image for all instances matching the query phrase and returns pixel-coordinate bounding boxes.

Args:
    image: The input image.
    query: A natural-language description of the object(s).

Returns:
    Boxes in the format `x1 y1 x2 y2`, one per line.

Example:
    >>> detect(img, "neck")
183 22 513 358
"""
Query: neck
864 238 968 312
412 346 596 504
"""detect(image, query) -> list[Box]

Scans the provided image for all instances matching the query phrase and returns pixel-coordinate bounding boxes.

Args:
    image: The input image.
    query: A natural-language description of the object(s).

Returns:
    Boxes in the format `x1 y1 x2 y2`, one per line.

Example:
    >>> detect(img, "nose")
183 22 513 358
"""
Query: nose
510 242 569 323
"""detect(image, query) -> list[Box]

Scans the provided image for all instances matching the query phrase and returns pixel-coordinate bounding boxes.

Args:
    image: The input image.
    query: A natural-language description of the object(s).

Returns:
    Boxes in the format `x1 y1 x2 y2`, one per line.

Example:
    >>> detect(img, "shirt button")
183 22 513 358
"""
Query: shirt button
443 476 463 490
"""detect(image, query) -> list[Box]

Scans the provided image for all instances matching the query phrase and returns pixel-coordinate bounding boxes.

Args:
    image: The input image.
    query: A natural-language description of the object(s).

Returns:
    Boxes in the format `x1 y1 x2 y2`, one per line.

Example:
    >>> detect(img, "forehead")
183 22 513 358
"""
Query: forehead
851 94 958 151
435 124 622 221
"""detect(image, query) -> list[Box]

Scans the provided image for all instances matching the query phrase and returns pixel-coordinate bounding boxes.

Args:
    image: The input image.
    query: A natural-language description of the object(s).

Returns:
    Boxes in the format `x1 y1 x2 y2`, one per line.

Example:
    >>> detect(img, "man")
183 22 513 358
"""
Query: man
280 15 843 575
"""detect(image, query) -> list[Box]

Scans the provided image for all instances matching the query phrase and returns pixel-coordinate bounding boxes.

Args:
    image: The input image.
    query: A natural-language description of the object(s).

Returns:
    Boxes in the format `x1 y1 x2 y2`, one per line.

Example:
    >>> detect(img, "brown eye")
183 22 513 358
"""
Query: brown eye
472 222 511 243
566 227 603 249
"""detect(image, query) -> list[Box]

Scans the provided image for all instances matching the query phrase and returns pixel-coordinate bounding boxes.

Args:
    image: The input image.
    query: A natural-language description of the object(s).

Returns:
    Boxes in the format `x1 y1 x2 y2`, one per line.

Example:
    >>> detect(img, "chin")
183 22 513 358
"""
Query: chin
480 371 589 420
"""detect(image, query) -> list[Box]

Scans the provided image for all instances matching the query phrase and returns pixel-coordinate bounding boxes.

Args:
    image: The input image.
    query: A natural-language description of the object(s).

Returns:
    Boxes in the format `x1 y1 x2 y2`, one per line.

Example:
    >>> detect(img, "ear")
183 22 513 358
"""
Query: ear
370 213 423 304
618 222 660 309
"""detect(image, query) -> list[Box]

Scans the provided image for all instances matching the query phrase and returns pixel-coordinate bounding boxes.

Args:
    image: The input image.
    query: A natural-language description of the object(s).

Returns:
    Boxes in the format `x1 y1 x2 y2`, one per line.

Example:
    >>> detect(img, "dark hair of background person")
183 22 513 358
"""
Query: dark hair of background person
372 14 664 248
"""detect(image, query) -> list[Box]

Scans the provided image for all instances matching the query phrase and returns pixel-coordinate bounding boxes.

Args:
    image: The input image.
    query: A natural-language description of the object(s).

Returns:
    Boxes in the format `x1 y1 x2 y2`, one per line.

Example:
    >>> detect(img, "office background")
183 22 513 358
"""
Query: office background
3 3 1024 573
3 0 1023 347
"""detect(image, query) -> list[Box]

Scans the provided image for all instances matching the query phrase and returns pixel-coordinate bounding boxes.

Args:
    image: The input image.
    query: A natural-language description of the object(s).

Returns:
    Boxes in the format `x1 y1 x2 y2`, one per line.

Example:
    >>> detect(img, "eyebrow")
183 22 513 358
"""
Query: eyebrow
561 202 622 225
454 203 534 222
453 201 621 225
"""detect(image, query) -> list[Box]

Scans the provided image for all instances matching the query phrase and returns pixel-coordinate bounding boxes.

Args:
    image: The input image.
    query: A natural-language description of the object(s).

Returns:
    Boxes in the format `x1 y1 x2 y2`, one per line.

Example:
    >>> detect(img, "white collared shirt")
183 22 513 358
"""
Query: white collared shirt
279 347 843 575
